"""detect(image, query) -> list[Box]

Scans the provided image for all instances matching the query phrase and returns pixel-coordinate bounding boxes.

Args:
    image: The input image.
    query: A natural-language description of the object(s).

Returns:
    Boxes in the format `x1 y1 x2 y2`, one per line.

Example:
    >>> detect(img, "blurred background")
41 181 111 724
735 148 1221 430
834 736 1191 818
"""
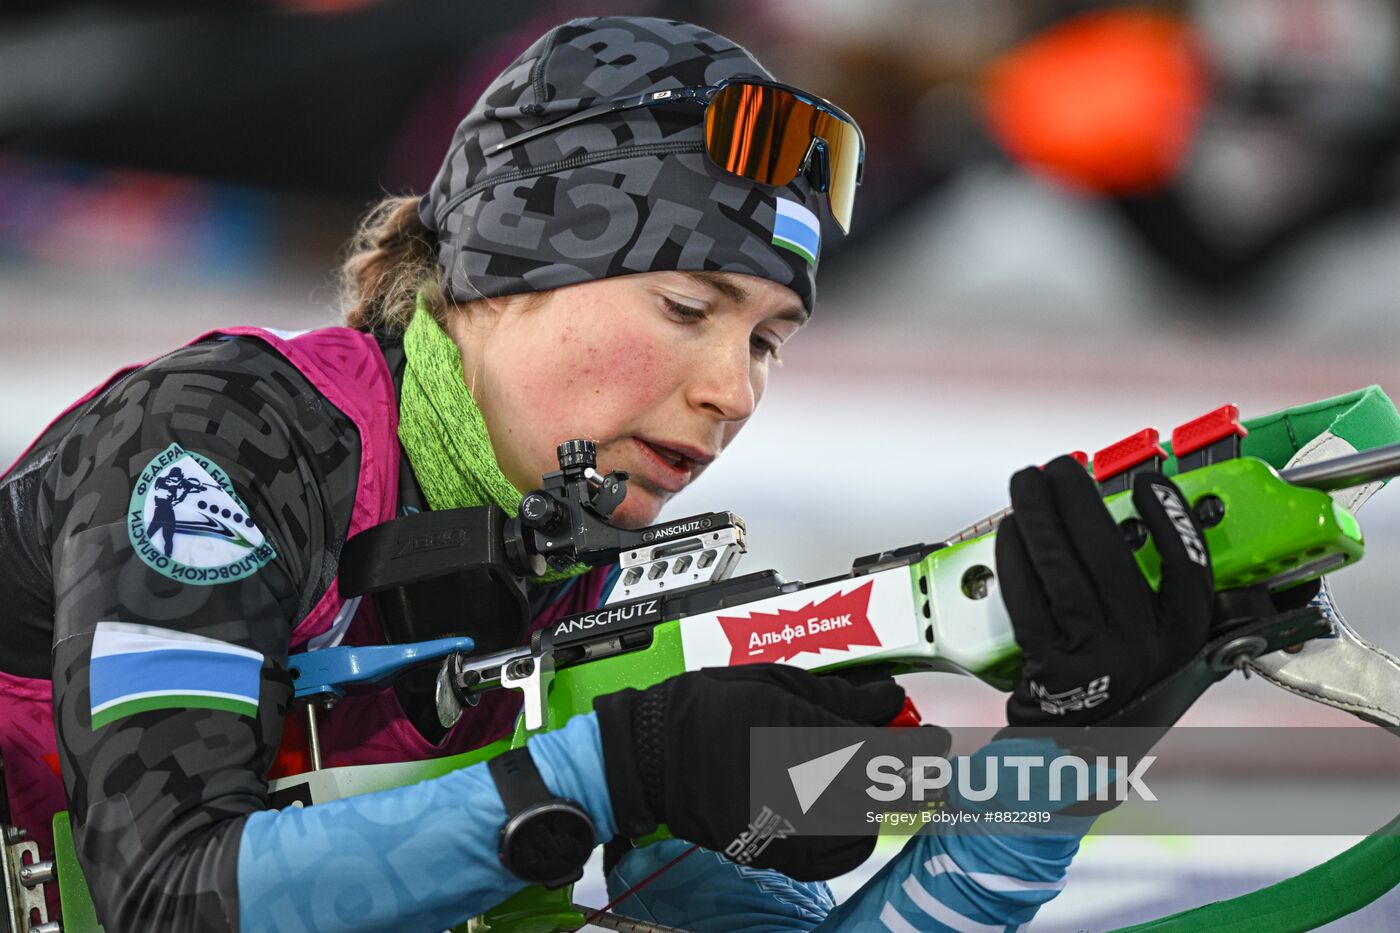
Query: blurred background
3 0 1399 928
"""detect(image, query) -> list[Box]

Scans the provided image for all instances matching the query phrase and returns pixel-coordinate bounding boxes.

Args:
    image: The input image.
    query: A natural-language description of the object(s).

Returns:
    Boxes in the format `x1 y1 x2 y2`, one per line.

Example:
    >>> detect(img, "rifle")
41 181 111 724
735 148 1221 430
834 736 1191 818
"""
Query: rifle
37 389 1400 933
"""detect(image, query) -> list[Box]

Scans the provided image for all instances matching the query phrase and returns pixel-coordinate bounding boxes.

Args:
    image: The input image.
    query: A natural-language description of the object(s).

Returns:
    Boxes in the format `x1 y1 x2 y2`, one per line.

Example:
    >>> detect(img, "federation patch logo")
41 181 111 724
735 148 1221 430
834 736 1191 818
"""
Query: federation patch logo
771 198 820 265
127 443 276 585
717 581 882 665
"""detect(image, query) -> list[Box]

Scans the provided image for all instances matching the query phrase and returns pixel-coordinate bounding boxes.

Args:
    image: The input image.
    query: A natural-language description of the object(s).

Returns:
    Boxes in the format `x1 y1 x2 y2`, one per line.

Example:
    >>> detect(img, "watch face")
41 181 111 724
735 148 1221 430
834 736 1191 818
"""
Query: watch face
504 802 596 887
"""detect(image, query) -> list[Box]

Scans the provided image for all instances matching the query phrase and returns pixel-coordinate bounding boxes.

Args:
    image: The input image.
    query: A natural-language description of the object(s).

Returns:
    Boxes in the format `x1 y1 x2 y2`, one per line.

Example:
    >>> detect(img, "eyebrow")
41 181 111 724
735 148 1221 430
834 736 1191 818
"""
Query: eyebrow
683 271 810 325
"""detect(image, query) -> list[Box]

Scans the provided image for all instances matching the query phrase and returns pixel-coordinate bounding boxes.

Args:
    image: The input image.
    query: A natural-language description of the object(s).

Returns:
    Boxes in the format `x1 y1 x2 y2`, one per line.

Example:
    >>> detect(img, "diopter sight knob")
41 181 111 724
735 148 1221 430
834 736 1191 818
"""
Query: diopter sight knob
557 439 597 472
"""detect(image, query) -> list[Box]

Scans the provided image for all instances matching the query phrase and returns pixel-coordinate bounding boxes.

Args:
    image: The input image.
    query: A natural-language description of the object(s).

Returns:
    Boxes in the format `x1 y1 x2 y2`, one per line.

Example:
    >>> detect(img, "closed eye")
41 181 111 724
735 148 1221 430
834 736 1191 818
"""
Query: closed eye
662 297 707 323
751 333 782 362
663 295 782 361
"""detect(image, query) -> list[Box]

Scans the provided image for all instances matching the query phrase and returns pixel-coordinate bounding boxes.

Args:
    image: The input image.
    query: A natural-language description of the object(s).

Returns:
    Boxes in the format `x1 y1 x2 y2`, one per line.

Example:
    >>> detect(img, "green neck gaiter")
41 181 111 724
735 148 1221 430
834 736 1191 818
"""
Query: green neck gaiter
397 297 587 582
398 298 521 515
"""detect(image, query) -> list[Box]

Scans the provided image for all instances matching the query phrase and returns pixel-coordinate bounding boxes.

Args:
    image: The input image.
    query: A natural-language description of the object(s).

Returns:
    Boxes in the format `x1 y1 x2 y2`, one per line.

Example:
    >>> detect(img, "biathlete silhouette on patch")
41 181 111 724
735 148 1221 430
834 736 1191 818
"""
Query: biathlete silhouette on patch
148 467 208 557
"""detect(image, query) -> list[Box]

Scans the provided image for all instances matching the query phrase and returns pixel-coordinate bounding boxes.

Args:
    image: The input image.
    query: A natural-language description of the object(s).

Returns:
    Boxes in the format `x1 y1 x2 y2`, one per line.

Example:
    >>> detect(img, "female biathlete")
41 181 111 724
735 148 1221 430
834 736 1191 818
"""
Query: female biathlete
0 17 1216 932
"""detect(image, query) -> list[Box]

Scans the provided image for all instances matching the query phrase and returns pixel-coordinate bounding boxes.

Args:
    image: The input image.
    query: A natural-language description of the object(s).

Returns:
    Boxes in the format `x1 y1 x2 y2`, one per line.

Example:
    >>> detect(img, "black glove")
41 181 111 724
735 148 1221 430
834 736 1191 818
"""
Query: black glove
594 664 905 881
996 456 1214 727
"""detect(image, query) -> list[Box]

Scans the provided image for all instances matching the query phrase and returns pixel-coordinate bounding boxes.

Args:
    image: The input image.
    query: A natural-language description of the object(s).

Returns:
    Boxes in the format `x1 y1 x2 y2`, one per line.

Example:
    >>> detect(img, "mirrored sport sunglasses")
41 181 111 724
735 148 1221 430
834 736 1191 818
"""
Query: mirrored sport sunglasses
488 77 866 232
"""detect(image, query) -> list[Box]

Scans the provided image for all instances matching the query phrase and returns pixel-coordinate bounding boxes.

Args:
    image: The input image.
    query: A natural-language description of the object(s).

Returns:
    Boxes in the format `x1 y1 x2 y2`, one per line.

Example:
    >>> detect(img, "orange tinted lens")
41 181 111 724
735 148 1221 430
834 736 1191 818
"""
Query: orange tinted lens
705 83 814 184
705 83 861 231
809 109 861 231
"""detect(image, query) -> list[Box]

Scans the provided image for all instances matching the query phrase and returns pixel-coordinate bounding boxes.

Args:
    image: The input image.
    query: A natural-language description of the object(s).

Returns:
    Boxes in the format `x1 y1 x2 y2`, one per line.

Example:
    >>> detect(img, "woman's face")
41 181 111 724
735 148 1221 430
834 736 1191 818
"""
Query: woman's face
448 271 807 528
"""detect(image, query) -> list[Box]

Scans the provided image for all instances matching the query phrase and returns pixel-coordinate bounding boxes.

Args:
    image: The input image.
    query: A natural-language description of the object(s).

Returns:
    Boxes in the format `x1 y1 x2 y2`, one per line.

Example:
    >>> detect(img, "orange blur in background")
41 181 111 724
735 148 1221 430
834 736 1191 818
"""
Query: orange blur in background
982 9 1210 193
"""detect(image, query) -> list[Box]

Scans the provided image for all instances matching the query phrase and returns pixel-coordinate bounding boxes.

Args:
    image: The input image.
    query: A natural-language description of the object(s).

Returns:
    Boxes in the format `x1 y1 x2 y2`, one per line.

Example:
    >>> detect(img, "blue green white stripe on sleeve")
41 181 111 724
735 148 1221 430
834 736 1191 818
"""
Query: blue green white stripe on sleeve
89 621 263 729
772 197 820 265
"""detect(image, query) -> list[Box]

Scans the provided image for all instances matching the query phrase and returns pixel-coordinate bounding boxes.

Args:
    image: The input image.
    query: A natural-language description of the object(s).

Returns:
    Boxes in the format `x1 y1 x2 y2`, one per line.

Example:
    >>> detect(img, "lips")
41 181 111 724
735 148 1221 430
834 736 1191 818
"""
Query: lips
632 438 714 494
649 438 715 465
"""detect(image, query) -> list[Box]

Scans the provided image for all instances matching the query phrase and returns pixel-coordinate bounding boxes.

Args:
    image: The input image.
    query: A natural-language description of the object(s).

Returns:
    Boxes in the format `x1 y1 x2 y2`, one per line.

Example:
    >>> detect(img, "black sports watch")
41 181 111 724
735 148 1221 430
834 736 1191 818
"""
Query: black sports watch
489 747 596 889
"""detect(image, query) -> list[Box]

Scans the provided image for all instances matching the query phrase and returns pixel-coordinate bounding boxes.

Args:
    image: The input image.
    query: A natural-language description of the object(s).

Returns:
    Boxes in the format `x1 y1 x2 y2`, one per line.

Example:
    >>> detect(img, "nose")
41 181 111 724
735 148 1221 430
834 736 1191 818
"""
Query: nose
687 337 758 423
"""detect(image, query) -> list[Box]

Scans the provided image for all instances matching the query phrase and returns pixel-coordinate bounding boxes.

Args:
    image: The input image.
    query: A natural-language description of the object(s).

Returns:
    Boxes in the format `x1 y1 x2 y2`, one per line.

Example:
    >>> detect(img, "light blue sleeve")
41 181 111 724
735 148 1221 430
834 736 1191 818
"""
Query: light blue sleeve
819 826 1083 931
821 737 1095 931
606 830 1082 933
235 712 616 933
607 738 1092 932
607 840 837 933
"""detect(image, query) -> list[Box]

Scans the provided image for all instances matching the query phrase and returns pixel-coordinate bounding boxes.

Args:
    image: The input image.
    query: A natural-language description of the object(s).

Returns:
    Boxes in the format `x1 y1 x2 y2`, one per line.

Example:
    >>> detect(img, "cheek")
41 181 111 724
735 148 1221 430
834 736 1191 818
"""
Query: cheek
720 420 746 450
581 340 664 396
510 322 677 442
577 325 680 415
751 363 769 406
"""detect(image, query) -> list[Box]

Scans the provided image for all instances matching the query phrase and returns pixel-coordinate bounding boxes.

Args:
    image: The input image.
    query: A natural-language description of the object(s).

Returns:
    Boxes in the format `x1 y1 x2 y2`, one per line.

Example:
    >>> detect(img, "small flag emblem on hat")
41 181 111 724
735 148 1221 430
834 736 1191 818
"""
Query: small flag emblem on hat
772 198 820 265
89 622 263 729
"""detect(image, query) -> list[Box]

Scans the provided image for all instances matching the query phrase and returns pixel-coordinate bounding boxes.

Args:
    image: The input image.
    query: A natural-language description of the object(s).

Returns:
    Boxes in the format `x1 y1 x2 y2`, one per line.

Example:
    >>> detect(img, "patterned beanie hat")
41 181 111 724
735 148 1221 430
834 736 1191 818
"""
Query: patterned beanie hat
420 16 825 313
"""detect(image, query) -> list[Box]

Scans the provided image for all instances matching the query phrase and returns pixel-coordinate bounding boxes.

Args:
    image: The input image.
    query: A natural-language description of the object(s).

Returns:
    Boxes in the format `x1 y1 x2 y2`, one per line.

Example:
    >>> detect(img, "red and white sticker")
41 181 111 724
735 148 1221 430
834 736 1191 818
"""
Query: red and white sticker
680 570 918 671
